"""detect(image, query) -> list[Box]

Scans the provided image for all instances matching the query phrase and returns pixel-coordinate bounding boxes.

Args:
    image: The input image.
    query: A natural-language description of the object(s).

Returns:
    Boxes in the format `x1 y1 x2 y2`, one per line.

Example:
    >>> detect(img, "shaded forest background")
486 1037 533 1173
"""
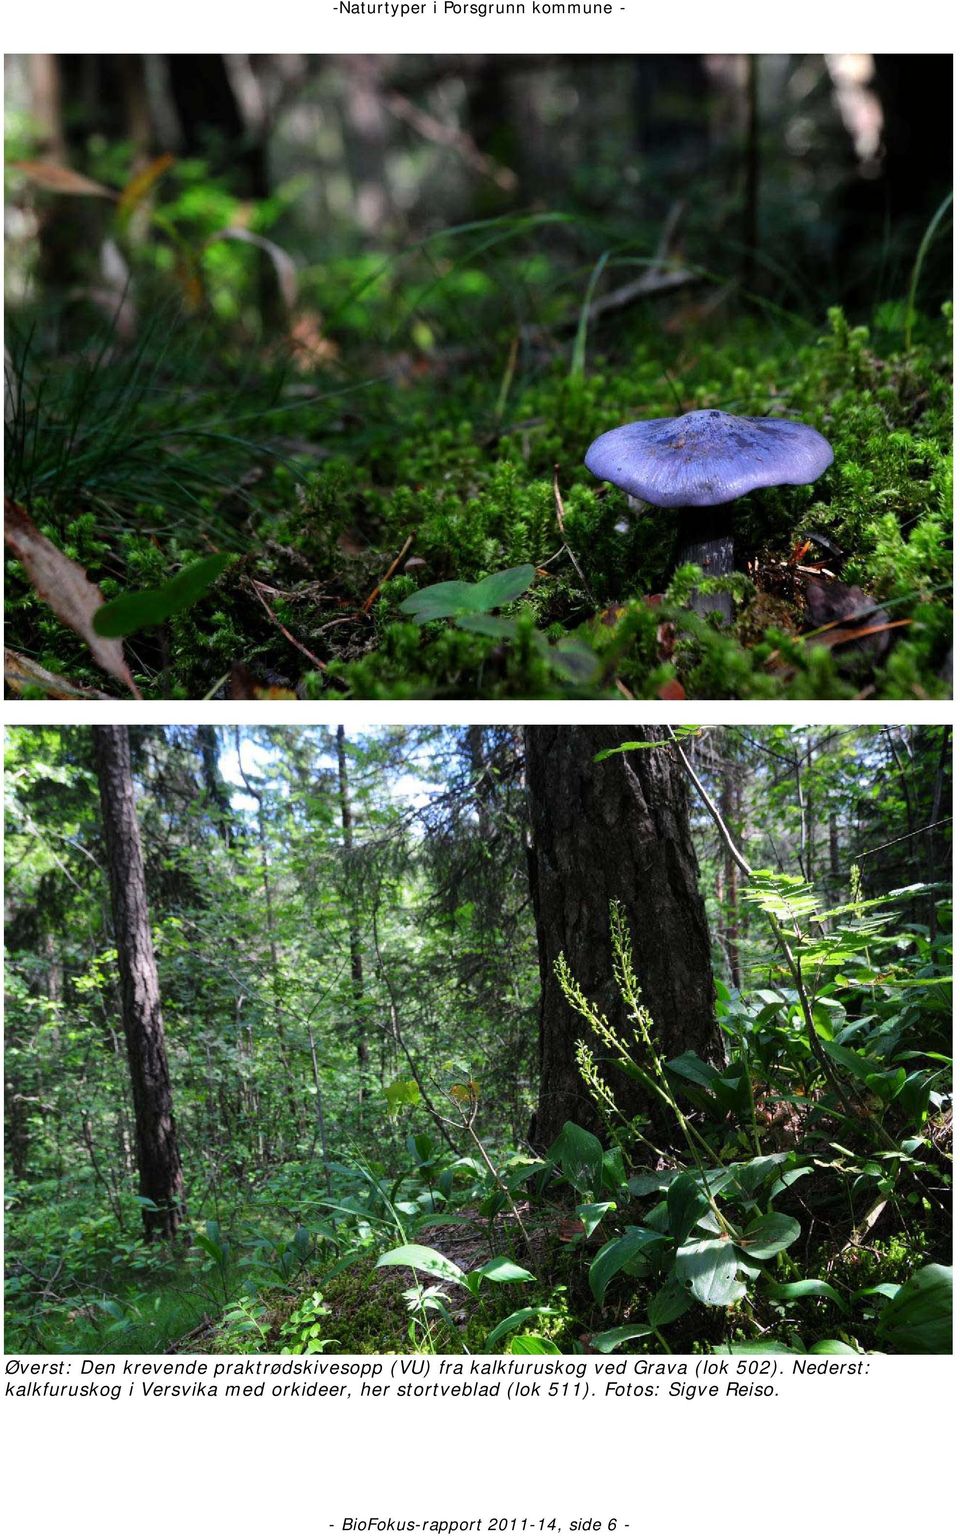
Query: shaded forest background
6 54 952 315
4 725 952 1354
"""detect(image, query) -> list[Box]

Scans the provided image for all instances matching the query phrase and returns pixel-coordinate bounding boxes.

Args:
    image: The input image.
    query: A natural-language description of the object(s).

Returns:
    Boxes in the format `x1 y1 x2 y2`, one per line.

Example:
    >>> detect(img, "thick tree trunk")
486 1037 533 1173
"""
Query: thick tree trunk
92 726 183 1240
524 725 717 1148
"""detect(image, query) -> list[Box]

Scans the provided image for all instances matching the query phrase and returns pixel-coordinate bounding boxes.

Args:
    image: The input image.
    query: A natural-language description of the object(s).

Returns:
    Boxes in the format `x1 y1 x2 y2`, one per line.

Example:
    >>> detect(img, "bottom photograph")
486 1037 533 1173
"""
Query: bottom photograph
3 723 952 1355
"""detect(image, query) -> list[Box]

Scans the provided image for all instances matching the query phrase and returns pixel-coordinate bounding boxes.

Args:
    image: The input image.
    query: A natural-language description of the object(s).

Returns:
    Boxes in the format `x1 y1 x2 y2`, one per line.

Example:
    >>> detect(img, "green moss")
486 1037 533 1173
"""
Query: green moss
7 305 951 699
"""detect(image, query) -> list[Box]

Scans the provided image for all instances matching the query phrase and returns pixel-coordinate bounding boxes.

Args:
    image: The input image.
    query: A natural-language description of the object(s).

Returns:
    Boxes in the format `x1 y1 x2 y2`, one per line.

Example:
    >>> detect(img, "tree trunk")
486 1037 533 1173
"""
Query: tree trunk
336 726 369 1108
524 725 717 1148
232 727 300 1142
196 724 234 843
92 726 183 1240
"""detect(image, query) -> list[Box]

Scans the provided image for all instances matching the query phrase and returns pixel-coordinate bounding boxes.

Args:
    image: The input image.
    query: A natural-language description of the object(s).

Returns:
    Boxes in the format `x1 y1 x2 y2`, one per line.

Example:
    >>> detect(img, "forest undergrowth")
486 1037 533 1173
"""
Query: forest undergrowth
5 728 952 1357
5 267 953 701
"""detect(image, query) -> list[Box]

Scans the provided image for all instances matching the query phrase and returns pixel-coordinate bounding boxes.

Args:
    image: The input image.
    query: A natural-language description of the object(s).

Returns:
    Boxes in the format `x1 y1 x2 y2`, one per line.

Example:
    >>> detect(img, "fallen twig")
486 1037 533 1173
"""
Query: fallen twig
552 467 596 607
249 579 327 671
361 534 414 616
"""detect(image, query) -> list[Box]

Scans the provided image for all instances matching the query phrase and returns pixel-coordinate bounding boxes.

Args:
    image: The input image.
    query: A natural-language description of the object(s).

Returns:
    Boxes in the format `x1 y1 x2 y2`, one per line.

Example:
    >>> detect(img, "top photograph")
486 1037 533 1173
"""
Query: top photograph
4 53 953 701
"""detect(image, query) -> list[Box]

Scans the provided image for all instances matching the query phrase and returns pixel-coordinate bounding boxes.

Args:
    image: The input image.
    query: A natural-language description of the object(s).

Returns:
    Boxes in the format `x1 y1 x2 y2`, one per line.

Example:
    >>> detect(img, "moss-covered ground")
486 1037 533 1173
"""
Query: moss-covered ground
6 304 952 699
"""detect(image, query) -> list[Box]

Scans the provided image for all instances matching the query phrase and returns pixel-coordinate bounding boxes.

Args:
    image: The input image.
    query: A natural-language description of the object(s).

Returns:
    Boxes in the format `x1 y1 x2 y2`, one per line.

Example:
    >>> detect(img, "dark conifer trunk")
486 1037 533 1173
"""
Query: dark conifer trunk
92 726 184 1240
524 725 717 1148
337 726 369 1104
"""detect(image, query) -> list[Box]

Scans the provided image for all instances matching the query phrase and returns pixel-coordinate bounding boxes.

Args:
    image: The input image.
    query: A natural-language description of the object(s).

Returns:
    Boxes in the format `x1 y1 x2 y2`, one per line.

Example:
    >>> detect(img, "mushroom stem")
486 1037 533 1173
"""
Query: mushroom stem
678 506 735 623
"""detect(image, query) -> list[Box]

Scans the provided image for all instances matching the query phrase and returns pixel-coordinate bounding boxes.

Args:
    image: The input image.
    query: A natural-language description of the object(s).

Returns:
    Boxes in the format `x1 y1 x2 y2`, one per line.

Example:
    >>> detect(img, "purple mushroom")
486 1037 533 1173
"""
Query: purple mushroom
585 408 833 620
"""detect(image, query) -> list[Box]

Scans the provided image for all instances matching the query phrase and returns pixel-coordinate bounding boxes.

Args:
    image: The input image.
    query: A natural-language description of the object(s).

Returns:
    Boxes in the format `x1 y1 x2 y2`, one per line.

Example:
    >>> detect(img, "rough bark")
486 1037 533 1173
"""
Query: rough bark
92 726 183 1239
524 725 717 1148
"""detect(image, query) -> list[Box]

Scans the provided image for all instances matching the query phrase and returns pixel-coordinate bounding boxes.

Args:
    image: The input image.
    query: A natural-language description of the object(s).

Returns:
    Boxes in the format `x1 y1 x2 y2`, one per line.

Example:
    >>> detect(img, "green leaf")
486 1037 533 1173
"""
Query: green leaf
577 1201 616 1239
808 1340 862 1355
399 564 534 624
875 1264 952 1354
594 741 664 761
666 1051 722 1090
589 1227 665 1305
647 1275 693 1328
93 553 229 637
764 1278 848 1312
736 1214 801 1260
545 1121 605 1197
666 1172 709 1243
712 1340 799 1355
194 1234 225 1264
675 1238 746 1306
508 1334 561 1354
591 1324 653 1353
821 1040 876 1083
600 1146 627 1192
627 1170 667 1197
383 1078 421 1114
474 1258 535 1284
482 1307 559 1350
455 614 519 638
375 1244 466 1288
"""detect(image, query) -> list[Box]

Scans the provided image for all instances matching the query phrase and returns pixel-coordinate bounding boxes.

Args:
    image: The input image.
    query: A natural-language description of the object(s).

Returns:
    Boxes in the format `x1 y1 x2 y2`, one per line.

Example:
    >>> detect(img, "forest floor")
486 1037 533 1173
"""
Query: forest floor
5 305 952 700
6 1134 950 1358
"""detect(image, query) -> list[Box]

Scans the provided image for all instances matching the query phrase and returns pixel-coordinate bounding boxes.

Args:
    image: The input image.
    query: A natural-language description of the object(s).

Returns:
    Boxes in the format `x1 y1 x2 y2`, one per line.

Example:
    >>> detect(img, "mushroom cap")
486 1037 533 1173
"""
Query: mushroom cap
584 408 834 507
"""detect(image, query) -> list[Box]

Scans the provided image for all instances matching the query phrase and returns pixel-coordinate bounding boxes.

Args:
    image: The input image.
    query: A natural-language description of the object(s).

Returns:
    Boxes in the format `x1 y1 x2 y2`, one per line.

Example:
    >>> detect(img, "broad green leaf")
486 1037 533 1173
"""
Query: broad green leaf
375 1244 465 1287
545 1121 605 1197
875 1264 952 1354
399 564 534 624
666 1051 722 1090
675 1238 745 1306
808 1340 861 1355
764 1278 848 1312
600 1146 627 1192
729 1152 791 1198
383 1078 421 1114
93 553 230 637
455 614 519 638
647 1275 693 1328
666 1172 709 1243
590 1227 665 1305
508 1334 561 1354
893 1070 934 1128
627 1170 667 1197
821 1040 876 1083
472 565 537 608
736 1214 801 1260
591 1324 653 1352
483 1307 559 1350
474 1257 535 1284
577 1201 616 1239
